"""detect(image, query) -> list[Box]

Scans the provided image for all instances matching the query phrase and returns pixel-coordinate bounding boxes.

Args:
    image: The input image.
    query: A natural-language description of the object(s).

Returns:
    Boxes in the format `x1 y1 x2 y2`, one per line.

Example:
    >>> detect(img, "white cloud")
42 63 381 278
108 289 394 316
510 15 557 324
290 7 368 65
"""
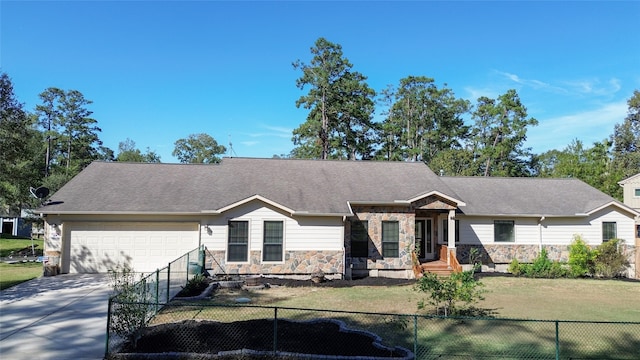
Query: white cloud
246 124 292 139
557 77 621 97
527 101 627 153
496 71 568 94
240 141 259 147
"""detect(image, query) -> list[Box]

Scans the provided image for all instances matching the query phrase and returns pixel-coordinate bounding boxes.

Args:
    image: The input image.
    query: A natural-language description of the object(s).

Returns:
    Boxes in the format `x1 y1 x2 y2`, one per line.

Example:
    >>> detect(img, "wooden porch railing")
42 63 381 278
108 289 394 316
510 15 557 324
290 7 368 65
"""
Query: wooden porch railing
440 245 463 273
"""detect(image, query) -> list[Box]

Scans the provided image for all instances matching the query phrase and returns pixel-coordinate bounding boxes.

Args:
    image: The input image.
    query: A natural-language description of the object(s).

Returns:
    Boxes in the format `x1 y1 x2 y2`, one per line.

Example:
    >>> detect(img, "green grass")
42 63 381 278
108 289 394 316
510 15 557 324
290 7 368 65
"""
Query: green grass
0 262 43 290
188 275 640 322
0 237 45 290
153 276 640 358
0 237 44 257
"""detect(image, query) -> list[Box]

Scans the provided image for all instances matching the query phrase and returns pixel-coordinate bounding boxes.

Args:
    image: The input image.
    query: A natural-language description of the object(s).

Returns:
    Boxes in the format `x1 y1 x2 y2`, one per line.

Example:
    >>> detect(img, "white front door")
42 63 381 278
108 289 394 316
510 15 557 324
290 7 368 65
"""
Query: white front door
415 219 434 260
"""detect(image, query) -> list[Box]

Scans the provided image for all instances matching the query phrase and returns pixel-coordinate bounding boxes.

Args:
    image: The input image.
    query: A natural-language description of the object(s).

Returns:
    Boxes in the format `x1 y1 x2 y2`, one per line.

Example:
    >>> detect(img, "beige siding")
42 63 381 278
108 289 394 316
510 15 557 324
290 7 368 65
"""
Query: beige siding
621 176 640 210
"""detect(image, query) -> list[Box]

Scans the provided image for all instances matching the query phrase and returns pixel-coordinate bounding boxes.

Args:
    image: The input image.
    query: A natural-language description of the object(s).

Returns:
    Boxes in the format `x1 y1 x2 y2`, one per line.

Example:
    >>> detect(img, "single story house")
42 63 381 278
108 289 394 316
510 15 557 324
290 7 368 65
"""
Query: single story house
38 158 639 278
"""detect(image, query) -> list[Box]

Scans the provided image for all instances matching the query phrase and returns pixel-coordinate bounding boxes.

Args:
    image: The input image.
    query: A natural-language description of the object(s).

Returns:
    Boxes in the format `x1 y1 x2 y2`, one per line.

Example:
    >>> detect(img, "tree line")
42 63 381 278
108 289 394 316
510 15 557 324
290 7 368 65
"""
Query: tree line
1 37 638 214
291 38 639 198
0 72 227 215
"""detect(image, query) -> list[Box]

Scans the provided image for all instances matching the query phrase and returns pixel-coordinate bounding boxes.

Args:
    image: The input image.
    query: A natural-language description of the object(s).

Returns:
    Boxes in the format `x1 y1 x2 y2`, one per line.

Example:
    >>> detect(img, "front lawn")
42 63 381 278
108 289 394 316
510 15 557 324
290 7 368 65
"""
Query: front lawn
0 262 43 290
144 275 640 359
0 237 44 290
195 275 640 322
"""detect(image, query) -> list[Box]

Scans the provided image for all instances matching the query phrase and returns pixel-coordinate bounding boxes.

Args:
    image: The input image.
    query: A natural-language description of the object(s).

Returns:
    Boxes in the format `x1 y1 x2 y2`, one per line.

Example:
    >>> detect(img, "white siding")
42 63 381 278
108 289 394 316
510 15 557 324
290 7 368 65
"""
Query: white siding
200 200 343 255
457 205 636 246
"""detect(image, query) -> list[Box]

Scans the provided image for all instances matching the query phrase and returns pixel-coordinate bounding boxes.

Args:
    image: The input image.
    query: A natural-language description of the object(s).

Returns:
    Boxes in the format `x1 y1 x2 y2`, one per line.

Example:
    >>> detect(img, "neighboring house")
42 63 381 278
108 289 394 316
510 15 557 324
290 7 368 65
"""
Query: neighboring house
619 173 640 278
1 210 35 238
37 158 639 278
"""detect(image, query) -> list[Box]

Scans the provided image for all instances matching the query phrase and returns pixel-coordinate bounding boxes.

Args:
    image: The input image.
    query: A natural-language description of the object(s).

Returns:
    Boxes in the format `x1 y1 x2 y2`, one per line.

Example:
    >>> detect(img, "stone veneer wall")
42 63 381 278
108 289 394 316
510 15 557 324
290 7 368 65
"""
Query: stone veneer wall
205 250 343 278
347 206 415 272
456 243 637 277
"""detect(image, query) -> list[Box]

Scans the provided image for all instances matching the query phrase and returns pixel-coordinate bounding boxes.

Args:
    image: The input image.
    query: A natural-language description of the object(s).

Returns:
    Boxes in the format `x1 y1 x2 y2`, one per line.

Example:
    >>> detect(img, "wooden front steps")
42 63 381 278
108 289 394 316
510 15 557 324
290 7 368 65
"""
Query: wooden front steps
420 260 455 276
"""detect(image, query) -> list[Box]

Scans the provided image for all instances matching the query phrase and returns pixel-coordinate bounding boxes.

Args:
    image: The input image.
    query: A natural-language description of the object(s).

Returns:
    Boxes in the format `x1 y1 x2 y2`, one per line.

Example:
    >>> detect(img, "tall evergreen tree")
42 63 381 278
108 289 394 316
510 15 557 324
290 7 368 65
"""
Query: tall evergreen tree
470 89 538 177
611 90 640 180
0 73 43 214
292 38 375 160
377 76 470 162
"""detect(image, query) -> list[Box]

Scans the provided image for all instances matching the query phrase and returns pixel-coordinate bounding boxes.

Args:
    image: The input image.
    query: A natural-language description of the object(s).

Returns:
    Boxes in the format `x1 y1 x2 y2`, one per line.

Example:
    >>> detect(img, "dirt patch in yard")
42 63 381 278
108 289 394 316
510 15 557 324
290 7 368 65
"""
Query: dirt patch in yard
115 318 411 359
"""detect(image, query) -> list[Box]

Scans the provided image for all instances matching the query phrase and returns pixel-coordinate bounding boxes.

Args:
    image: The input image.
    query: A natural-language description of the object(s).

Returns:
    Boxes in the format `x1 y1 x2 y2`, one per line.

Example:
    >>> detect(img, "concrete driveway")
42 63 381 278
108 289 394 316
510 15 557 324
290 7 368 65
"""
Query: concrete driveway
0 274 111 360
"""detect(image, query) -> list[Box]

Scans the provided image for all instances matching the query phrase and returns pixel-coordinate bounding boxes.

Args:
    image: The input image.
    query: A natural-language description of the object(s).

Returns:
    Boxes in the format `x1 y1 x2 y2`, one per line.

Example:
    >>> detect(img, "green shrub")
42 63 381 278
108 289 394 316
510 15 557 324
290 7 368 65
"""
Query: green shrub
508 259 522 276
177 273 209 297
415 268 485 316
508 248 568 278
594 239 629 278
109 265 151 346
568 235 595 277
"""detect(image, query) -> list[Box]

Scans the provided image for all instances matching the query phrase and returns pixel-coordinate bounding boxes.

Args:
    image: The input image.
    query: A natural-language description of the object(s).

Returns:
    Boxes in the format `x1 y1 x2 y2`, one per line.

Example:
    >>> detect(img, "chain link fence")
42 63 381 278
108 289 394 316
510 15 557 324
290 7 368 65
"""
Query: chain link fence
106 246 204 353
106 299 640 359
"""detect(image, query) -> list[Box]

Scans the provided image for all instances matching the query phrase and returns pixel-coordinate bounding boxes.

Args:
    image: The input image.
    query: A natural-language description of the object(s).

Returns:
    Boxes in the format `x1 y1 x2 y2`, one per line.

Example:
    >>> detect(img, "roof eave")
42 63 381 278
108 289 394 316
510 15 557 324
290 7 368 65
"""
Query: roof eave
38 210 203 216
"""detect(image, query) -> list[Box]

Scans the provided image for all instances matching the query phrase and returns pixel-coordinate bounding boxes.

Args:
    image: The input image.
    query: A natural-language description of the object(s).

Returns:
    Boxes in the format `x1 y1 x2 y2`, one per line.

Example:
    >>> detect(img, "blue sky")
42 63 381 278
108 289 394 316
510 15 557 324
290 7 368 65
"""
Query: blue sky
2 1 639 163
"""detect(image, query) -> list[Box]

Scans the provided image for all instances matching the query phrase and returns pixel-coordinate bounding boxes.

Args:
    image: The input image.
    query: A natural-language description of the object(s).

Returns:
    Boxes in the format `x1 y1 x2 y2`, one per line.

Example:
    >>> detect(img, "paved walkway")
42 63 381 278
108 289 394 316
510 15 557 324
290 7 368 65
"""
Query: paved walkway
0 274 111 360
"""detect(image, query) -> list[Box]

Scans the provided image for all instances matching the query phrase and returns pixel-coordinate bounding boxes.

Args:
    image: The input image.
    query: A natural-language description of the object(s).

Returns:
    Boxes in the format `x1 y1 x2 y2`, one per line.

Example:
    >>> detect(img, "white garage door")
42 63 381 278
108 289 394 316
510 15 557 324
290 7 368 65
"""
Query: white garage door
66 222 199 273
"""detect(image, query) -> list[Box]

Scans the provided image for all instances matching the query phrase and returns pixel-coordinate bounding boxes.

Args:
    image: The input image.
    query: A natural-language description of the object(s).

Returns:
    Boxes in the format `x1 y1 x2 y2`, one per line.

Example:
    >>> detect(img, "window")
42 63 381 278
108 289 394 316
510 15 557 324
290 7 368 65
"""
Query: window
382 221 399 257
228 221 248 262
494 220 515 242
602 222 617 242
350 220 368 257
635 188 640 197
263 221 283 262
442 219 460 243
636 225 640 239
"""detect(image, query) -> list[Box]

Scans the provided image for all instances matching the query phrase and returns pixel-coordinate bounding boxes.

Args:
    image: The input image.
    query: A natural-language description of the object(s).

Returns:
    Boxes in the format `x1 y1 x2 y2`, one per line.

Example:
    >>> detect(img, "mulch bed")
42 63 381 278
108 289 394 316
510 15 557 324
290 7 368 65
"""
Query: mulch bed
120 319 409 359
113 276 416 359
255 276 415 288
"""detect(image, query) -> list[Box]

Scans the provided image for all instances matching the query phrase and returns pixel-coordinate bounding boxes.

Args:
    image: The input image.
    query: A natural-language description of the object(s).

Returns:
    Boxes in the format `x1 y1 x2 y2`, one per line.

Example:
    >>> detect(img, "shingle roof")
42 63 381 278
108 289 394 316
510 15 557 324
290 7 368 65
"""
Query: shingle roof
39 158 634 218
441 176 627 217
39 158 458 215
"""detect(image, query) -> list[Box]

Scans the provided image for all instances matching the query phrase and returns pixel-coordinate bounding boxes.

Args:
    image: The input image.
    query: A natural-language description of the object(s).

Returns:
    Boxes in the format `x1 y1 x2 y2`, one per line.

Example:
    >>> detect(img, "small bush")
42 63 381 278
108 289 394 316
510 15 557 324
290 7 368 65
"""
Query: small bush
177 274 209 297
508 259 522 276
415 267 485 316
594 239 629 278
508 248 568 278
109 265 151 346
568 235 596 277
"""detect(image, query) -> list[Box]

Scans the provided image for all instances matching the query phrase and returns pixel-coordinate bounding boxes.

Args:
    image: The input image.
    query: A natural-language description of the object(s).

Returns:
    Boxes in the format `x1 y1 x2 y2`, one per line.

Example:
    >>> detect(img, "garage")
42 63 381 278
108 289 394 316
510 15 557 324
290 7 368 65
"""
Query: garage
62 222 199 273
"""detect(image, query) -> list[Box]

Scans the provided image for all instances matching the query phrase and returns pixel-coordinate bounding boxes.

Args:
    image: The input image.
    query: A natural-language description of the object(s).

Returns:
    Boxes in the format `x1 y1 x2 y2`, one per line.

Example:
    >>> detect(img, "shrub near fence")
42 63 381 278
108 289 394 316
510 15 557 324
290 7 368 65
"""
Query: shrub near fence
106 246 204 352
106 301 640 359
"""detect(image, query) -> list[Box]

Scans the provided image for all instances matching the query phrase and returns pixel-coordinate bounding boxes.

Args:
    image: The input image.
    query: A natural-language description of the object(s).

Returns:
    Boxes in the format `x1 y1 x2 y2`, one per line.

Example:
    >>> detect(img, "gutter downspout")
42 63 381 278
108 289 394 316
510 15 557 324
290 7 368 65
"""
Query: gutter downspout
538 216 545 251
342 215 347 280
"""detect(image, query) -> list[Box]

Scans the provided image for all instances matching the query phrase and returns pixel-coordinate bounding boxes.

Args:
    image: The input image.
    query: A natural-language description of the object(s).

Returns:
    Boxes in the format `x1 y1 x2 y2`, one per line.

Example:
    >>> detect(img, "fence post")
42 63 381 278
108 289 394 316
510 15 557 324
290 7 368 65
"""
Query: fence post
155 269 160 312
105 296 112 358
413 315 418 358
555 321 560 360
166 262 171 303
273 307 278 355
186 252 190 283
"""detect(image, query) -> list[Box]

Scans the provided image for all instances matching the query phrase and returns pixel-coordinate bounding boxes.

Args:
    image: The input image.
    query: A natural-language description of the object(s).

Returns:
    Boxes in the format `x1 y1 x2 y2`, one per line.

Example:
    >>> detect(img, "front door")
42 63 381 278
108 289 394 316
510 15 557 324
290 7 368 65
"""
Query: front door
415 219 434 260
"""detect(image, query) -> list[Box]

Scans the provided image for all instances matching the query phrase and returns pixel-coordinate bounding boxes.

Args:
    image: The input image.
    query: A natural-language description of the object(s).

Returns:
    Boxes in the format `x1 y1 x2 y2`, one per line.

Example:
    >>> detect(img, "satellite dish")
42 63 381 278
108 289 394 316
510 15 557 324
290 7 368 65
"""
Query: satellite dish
30 186 50 199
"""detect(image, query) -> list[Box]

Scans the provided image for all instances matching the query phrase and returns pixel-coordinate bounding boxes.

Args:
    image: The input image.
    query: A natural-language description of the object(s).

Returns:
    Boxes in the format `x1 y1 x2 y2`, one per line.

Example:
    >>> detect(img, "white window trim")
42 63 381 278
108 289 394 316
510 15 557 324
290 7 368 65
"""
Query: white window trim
262 219 285 264
226 218 251 264
493 219 516 243
634 188 640 198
